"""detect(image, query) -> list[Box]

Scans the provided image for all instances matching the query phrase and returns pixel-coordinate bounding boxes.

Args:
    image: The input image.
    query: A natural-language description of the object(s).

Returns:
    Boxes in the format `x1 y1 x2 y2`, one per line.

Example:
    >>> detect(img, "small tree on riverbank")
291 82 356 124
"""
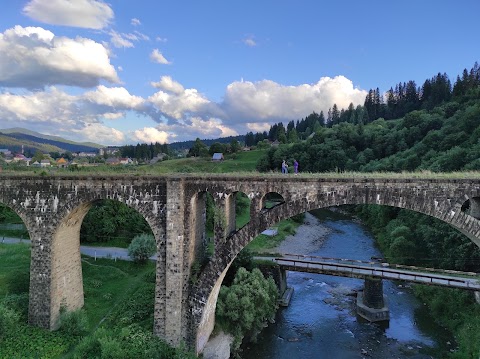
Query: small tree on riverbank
216 267 278 352
128 234 156 263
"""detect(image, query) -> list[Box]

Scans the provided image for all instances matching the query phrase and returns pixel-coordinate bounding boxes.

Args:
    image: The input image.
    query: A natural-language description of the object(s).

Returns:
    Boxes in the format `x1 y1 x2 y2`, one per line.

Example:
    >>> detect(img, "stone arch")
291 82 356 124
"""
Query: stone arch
261 191 285 210
190 181 480 352
44 192 164 330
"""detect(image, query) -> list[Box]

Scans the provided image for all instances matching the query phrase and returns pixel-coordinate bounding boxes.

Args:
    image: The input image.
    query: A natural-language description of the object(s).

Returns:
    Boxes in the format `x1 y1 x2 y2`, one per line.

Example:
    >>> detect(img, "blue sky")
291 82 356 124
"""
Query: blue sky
0 0 479 146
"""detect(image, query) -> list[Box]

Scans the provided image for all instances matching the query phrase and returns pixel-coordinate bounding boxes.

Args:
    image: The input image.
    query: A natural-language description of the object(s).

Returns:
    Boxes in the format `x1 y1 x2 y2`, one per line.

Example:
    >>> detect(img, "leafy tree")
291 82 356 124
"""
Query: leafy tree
127 234 156 263
189 138 208 157
216 267 278 346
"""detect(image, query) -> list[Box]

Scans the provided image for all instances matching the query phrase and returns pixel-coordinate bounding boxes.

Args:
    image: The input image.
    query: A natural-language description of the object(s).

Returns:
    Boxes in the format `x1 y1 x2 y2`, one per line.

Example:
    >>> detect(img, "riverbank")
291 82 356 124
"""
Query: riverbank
272 212 332 255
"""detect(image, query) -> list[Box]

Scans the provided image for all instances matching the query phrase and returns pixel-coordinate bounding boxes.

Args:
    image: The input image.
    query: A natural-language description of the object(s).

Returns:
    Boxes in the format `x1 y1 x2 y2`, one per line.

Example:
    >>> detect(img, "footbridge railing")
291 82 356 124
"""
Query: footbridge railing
264 254 480 291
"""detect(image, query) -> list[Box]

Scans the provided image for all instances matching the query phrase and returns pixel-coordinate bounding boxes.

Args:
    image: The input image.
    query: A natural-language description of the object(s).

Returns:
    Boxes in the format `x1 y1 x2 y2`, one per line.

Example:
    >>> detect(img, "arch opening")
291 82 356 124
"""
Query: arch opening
261 192 285 211
461 197 480 219
51 198 157 331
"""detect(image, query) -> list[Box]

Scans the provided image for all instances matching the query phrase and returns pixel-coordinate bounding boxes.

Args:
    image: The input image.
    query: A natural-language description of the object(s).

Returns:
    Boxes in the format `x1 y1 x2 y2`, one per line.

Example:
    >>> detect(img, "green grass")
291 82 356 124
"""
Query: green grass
0 243 159 358
246 218 301 254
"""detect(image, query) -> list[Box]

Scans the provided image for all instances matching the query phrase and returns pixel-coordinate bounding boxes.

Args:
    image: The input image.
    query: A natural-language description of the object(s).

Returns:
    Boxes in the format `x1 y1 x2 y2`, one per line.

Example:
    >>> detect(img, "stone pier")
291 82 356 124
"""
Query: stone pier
356 276 389 322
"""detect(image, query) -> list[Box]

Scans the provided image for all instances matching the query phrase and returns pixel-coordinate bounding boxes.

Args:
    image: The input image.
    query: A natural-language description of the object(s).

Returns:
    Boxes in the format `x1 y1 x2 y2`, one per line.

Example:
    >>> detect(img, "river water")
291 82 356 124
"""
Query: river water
241 209 454 358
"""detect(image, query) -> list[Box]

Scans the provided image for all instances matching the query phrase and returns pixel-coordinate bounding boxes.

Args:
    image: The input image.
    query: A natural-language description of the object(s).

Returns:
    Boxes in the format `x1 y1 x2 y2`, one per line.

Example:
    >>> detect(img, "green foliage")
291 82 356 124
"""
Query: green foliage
59 308 89 338
81 199 152 247
413 286 480 359
0 303 20 340
127 233 156 263
216 267 278 346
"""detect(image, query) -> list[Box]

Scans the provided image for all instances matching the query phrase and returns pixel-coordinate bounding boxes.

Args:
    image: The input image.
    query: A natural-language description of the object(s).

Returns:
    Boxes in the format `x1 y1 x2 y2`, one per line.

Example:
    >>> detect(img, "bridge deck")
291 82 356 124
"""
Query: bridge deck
266 254 480 291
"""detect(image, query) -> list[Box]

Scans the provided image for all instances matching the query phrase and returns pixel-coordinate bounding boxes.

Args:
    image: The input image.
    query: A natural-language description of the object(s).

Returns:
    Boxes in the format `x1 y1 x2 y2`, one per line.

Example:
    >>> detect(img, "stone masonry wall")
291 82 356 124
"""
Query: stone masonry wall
2 175 480 354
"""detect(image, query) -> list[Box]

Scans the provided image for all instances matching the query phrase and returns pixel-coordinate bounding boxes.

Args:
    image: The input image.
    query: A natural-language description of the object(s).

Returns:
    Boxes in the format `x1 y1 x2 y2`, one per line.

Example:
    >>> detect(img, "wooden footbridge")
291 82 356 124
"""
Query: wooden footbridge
265 254 480 291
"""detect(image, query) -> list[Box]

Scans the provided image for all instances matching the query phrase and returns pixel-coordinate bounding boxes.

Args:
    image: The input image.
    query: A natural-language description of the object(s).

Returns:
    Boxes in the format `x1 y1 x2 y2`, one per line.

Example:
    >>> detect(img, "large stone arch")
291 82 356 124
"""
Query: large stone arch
190 178 480 353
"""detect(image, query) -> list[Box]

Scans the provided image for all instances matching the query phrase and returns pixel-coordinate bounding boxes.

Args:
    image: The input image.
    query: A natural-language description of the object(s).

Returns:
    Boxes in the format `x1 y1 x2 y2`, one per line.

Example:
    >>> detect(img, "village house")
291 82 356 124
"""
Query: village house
56 158 68 168
212 153 224 161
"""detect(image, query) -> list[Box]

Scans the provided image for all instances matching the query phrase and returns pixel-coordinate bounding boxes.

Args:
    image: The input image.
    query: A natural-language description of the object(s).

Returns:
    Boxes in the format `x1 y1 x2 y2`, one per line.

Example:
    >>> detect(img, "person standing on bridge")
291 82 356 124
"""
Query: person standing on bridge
281 160 288 174
293 159 299 175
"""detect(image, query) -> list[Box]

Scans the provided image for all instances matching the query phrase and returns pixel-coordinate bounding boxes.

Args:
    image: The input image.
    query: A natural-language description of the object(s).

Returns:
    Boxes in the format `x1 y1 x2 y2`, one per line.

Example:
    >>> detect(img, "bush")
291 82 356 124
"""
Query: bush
128 234 156 263
59 308 89 338
0 304 20 340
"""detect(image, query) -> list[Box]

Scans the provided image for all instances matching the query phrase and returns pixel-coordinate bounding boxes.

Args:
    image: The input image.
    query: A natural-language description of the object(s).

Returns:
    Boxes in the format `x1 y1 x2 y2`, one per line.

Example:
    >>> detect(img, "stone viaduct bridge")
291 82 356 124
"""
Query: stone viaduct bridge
1 174 480 354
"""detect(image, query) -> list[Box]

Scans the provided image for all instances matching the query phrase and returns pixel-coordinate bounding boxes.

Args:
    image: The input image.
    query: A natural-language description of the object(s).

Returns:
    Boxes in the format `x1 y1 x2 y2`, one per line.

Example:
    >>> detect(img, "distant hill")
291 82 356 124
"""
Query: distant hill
0 128 103 154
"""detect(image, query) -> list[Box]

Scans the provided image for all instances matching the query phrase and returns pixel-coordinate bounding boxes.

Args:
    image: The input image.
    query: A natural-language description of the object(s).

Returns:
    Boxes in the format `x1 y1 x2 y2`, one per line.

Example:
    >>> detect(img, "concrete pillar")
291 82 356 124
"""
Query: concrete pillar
356 276 389 322
363 276 385 309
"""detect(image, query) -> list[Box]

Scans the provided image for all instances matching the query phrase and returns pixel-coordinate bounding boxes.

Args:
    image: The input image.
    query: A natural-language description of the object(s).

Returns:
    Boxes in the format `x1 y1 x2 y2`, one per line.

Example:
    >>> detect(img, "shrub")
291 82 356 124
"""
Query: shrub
0 304 20 340
59 308 89 338
128 234 156 263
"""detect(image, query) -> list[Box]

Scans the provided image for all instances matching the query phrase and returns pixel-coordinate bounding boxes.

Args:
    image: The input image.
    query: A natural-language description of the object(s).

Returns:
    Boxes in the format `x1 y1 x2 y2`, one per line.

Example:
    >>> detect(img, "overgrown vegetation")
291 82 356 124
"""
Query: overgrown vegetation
0 244 195 358
215 267 278 355
81 200 153 248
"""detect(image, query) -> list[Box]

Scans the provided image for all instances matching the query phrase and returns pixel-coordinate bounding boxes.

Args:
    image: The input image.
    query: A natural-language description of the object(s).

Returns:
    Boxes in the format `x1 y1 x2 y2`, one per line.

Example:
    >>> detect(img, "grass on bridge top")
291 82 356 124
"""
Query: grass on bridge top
2 149 480 179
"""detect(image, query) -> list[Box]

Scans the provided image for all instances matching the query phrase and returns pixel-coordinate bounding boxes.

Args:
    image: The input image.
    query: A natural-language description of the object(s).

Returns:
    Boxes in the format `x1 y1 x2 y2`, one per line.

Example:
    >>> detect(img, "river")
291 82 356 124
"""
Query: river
241 208 455 358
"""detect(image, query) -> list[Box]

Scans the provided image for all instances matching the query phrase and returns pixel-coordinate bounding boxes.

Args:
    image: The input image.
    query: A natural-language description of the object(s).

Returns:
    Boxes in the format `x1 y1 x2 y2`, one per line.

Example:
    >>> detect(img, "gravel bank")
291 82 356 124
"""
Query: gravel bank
273 212 332 255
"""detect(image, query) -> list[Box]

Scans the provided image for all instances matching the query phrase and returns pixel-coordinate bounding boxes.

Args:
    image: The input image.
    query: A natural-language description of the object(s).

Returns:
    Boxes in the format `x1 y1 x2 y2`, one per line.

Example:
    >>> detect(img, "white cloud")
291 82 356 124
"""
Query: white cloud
109 30 134 48
102 112 124 120
69 123 125 144
242 37 257 47
156 36 168 42
83 85 144 109
148 117 238 143
109 30 149 48
150 49 171 64
246 122 271 133
133 127 170 144
0 87 78 124
23 0 114 30
131 18 141 26
148 88 221 121
151 76 185 94
0 26 120 89
221 76 367 124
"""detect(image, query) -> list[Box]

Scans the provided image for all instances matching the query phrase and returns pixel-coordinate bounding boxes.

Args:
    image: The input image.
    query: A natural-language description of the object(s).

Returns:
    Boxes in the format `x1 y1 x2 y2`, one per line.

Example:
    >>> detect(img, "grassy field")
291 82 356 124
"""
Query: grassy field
0 243 180 358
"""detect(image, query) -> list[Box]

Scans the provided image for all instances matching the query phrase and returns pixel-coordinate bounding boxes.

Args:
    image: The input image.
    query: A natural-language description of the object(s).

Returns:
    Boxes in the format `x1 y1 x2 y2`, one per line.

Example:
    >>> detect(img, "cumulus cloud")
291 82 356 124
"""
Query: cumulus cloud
221 76 367 124
156 36 168 42
23 0 114 29
131 18 141 26
151 76 185 94
83 85 144 109
69 123 125 144
138 118 238 144
0 26 120 89
0 87 79 124
148 87 223 121
133 127 170 144
0 86 142 143
150 49 171 64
